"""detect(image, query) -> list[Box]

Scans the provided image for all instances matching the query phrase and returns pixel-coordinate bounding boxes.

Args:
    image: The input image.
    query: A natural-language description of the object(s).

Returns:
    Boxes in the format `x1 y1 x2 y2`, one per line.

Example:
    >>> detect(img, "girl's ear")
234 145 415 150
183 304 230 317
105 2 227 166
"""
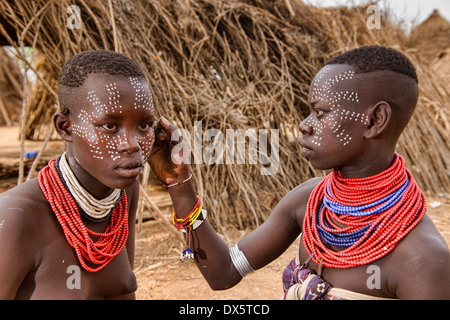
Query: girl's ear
364 101 392 139
53 110 73 142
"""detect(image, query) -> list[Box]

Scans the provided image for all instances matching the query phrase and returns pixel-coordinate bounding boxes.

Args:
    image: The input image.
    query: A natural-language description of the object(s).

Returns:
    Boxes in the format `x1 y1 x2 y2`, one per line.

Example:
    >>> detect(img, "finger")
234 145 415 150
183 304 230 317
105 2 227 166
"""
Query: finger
160 116 178 137
170 142 189 165
153 120 168 141
159 116 184 145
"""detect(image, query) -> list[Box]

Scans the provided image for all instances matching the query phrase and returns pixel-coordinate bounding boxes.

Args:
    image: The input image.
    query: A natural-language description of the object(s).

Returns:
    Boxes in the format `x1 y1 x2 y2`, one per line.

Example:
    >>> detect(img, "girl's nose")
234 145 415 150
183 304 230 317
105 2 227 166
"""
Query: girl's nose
298 117 313 135
117 132 140 154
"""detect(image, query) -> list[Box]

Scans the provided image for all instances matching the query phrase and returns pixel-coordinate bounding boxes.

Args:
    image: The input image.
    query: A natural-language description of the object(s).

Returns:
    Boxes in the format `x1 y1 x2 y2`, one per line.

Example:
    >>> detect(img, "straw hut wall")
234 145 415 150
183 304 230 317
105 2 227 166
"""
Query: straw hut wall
0 46 22 126
0 0 448 230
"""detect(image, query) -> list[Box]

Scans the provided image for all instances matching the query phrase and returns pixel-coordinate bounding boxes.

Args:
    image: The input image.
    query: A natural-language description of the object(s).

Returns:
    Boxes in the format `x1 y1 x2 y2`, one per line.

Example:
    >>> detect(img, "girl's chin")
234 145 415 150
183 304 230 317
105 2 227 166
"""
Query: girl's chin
98 175 139 191
304 156 335 172
114 177 139 190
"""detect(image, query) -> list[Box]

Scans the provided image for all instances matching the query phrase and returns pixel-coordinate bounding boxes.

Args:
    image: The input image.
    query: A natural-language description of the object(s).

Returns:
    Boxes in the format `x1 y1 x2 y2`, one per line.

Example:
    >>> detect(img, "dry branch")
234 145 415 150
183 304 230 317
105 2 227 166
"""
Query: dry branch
0 0 448 231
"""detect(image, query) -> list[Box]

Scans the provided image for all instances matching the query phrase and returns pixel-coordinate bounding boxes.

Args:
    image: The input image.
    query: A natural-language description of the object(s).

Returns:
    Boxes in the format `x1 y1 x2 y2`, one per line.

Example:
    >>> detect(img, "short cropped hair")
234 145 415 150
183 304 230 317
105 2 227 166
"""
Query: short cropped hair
58 50 145 114
58 50 144 87
326 45 418 83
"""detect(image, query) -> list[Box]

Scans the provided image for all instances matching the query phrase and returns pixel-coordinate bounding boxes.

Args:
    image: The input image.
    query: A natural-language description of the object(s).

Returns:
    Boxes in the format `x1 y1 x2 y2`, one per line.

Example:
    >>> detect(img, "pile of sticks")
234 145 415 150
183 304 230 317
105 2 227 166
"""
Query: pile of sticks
1 0 448 230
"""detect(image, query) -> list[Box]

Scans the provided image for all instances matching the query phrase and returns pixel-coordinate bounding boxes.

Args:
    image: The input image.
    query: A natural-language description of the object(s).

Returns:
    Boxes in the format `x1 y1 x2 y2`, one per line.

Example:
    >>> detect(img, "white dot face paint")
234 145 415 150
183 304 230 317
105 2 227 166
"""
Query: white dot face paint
129 76 154 111
303 66 370 148
71 76 155 166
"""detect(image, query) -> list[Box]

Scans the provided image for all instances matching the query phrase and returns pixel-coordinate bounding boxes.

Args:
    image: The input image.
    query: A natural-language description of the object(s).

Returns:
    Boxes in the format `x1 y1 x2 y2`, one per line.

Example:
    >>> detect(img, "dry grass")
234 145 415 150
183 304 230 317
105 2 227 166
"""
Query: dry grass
0 0 448 231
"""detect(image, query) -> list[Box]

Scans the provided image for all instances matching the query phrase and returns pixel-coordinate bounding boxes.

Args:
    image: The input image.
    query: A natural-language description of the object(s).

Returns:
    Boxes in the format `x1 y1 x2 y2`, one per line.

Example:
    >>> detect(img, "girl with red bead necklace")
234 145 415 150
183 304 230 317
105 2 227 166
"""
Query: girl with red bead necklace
153 46 449 299
0 50 168 299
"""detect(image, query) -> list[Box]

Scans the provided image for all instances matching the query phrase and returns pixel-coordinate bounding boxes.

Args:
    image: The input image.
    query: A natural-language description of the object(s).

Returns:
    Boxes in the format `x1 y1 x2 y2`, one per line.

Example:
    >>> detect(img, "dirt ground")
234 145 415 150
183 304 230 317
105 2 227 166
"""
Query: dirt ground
0 126 449 300
134 220 301 300
132 195 450 300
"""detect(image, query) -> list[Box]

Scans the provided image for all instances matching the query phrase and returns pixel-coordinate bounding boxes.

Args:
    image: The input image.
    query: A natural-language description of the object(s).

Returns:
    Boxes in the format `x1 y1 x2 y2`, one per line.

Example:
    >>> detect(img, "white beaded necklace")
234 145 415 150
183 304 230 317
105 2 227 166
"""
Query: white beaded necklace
58 152 122 220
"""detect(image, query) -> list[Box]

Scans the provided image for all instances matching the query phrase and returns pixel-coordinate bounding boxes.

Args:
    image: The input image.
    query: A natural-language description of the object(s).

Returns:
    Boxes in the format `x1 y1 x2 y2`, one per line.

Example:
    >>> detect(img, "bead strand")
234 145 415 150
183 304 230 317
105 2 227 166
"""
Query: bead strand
38 158 129 272
303 154 426 269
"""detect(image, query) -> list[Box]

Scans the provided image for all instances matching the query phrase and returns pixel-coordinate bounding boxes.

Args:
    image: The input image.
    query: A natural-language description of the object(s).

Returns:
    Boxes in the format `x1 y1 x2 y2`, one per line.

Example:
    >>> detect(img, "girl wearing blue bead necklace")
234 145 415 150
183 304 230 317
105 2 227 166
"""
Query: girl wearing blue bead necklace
150 45 450 299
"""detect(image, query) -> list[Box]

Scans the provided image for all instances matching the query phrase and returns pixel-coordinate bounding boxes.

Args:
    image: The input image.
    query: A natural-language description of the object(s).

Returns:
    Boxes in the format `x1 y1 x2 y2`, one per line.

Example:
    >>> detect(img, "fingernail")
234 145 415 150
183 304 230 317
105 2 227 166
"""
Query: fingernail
160 116 169 126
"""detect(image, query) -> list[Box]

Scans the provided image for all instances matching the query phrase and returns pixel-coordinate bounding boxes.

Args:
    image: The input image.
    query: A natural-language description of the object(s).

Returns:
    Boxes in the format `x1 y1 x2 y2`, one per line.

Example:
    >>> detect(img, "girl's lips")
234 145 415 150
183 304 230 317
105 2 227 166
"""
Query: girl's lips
300 146 312 158
298 138 313 158
115 166 143 178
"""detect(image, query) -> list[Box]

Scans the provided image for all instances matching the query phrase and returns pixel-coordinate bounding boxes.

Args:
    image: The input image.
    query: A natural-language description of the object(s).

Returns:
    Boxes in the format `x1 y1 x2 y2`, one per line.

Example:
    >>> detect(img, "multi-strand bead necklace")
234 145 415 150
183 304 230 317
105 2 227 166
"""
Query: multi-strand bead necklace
38 155 129 272
58 153 122 222
303 153 426 269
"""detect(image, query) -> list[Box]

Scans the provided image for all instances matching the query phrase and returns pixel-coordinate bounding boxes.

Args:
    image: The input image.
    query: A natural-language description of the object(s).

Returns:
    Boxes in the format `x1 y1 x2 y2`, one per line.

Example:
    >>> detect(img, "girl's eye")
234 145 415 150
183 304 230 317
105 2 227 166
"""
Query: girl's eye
138 123 151 130
101 123 118 130
316 109 326 117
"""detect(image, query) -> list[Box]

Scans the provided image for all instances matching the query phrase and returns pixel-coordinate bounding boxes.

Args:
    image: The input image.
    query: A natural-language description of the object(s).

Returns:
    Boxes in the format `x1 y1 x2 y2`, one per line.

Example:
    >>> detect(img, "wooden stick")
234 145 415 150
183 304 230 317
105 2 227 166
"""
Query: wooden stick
139 185 185 244
136 163 151 233
26 109 56 181
108 0 119 52
17 57 27 185
0 97 11 126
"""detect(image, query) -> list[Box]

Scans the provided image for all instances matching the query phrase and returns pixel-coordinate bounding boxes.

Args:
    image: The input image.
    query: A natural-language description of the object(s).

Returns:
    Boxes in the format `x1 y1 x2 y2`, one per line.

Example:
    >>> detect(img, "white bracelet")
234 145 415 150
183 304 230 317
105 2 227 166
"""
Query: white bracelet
229 244 255 278
164 173 193 188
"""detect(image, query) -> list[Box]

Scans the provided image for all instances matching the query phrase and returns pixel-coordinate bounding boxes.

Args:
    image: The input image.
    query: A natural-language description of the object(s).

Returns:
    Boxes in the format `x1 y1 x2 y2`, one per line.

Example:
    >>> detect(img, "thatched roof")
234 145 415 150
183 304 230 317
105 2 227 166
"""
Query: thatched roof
407 9 450 61
0 0 449 229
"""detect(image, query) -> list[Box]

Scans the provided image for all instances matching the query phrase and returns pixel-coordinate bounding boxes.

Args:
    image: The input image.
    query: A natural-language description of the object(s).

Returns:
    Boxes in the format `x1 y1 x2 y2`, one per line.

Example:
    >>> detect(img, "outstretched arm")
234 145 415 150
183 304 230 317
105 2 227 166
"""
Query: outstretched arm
148 117 312 290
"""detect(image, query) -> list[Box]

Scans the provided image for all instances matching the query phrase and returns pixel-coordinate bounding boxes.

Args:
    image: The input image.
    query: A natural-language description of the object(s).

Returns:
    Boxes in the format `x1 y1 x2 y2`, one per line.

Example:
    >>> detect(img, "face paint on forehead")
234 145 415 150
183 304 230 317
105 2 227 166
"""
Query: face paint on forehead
307 67 369 147
129 76 154 113
311 68 357 102
86 82 123 115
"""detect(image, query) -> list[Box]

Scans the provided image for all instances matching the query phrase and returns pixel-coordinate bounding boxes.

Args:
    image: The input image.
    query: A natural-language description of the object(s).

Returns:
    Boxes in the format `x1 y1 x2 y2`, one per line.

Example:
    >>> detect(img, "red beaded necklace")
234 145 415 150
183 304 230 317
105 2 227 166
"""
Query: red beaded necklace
303 154 426 269
38 158 129 272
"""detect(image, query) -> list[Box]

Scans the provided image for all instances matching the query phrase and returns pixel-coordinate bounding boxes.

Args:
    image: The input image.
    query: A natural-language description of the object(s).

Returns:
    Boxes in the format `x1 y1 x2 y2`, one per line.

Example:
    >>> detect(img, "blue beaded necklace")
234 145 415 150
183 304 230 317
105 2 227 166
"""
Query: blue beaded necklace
316 177 410 247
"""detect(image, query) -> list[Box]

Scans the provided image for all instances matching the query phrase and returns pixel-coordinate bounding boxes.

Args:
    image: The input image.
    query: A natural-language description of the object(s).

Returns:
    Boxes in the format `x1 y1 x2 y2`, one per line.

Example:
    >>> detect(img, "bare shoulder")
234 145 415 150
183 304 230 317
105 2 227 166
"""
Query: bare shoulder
277 177 323 224
281 177 323 206
389 214 450 299
0 178 48 242
0 178 50 297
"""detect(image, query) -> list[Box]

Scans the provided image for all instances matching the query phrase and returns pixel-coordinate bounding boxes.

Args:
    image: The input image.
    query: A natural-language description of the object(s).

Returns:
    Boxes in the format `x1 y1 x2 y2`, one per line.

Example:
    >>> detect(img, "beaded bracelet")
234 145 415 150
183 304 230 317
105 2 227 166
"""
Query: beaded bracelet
172 196 207 261
172 195 202 230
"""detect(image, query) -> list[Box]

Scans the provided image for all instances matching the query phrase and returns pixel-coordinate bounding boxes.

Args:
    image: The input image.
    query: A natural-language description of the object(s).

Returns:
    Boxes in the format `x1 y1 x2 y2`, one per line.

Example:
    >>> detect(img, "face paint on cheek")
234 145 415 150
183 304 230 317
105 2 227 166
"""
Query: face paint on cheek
103 134 127 161
310 119 323 147
137 128 155 162
71 109 106 159
128 77 156 162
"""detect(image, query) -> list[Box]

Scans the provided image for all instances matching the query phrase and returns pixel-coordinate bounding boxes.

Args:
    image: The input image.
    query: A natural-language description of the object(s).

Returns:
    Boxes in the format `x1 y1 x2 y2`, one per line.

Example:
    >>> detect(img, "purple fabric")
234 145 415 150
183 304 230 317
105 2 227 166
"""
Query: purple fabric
282 257 344 300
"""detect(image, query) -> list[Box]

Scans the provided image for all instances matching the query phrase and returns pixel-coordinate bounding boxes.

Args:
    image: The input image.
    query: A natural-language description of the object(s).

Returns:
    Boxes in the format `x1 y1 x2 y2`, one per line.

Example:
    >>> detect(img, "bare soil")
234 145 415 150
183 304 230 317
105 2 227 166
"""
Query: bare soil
133 194 450 300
